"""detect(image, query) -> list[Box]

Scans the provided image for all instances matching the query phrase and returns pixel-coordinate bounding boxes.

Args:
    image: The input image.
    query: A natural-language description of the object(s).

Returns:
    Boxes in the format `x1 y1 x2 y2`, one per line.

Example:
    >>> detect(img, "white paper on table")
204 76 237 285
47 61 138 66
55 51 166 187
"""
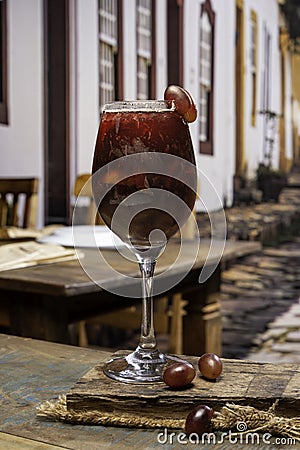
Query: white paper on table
0 241 78 271
38 225 125 249
0 225 64 240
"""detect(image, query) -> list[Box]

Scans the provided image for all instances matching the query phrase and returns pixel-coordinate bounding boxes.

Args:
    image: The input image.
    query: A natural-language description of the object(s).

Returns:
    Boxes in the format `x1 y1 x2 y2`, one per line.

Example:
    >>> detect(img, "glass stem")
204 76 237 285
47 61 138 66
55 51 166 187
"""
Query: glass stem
138 258 157 351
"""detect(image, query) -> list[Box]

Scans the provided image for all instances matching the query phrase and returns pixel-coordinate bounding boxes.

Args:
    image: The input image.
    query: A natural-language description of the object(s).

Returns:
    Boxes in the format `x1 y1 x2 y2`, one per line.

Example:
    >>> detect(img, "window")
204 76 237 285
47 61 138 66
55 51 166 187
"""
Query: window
262 24 271 112
199 0 215 155
136 0 154 99
250 10 257 127
261 24 274 164
99 0 122 111
0 0 8 124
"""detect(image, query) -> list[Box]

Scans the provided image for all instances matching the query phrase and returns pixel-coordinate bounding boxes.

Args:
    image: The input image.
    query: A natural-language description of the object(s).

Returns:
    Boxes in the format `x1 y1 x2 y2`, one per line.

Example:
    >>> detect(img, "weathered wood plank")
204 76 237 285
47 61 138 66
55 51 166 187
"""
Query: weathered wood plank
0 334 296 450
0 432 65 449
67 353 300 419
283 370 300 398
0 240 260 296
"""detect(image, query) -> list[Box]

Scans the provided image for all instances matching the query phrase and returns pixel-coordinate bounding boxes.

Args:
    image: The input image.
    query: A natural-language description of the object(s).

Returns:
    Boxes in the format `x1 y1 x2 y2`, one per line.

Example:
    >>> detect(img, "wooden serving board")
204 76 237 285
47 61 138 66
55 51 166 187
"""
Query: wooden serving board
66 352 300 420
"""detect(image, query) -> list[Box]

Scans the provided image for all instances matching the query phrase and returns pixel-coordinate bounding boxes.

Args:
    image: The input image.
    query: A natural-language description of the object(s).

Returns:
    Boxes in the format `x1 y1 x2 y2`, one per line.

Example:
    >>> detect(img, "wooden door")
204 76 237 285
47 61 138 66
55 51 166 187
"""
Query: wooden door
167 0 184 86
44 0 70 225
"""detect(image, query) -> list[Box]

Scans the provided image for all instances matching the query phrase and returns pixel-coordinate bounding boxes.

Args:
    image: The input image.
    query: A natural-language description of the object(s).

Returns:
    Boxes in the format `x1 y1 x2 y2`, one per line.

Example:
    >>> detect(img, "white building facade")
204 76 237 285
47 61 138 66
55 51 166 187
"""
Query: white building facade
0 0 298 225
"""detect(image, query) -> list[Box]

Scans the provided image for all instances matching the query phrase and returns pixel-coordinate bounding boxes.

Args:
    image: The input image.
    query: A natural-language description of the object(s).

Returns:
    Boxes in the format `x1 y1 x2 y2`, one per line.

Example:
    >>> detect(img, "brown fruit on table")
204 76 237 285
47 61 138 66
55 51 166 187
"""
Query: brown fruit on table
185 404 214 436
198 353 223 380
163 362 196 388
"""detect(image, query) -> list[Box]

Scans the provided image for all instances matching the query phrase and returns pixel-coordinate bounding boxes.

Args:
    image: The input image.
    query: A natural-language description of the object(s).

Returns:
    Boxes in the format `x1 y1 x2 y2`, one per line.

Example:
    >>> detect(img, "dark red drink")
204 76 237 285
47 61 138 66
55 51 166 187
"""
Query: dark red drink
92 100 197 250
93 93 198 383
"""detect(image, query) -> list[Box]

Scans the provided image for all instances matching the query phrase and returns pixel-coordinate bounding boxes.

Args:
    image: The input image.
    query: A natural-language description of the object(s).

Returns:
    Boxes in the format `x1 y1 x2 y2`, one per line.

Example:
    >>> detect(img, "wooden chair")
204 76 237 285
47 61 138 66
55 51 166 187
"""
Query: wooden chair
0 177 39 329
73 174 187 354
73 174 104 225
0 178 39 228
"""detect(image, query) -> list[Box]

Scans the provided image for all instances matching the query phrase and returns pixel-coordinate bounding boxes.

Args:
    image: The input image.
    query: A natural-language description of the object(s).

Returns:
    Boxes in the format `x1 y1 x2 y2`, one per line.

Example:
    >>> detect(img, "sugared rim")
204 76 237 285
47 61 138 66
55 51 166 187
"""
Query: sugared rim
102 99 176 113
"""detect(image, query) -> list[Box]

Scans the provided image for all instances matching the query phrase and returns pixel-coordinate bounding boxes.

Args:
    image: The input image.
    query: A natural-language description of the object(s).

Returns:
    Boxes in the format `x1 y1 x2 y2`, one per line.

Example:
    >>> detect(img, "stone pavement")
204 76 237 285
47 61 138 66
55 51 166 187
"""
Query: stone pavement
197 187 300 244
221 238 300 362
220 177 300 363
246 296 300 363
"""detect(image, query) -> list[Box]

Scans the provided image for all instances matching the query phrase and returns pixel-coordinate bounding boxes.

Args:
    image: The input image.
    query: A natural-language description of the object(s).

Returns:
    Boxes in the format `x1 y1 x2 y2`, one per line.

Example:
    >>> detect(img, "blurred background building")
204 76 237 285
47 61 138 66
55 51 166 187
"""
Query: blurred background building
0 0 299 226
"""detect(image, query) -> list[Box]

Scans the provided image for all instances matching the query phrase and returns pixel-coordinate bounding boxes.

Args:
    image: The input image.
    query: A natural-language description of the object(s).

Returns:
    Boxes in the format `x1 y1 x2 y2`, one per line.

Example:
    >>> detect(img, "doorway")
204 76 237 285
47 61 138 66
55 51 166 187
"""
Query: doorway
44 0 70 224
167 0 183 86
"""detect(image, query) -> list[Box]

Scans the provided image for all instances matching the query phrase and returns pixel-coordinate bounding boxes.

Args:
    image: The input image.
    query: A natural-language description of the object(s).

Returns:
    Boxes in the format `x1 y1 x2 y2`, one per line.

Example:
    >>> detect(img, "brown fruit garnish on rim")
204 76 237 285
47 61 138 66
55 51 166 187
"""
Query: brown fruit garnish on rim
164 85 197 123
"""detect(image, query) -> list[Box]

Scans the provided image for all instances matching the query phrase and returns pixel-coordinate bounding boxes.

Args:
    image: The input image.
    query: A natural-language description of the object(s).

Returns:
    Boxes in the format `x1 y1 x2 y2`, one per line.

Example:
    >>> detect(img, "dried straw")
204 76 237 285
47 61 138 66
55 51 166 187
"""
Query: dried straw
37 395 185 429
37 395 300 441
212 401 300 442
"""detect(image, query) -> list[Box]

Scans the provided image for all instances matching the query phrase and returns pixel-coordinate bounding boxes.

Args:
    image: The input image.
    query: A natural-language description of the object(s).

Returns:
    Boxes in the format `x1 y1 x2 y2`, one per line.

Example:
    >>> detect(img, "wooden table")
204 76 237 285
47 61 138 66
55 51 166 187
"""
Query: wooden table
0 239 260 355
0 334 298 450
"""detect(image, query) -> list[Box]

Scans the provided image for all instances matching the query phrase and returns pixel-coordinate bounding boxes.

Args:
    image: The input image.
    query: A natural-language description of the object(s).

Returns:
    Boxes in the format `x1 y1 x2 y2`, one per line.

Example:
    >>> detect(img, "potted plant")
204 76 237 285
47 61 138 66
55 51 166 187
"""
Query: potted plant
256 163 287 202
256 108 287 202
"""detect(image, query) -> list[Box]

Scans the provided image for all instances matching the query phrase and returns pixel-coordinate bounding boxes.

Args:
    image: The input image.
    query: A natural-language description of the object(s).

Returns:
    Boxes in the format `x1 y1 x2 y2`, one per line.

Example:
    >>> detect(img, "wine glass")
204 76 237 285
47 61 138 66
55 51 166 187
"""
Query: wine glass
92 95 197 383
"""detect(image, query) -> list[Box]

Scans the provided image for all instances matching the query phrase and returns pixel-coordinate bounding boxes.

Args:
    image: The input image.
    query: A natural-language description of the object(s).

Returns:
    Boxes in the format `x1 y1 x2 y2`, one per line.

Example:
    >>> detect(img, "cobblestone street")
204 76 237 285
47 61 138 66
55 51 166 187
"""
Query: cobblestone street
220 174 300 363
221 238 300 362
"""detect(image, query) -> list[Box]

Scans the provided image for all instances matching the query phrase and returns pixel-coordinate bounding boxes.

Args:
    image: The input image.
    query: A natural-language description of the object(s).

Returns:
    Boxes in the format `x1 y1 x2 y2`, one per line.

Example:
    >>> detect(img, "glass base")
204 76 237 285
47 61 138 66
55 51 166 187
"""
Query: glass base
103 347 187 383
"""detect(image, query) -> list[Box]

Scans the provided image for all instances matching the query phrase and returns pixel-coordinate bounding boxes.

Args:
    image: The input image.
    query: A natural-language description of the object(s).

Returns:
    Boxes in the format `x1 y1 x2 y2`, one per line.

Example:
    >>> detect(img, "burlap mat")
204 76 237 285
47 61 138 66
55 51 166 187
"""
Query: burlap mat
37 395 300 441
